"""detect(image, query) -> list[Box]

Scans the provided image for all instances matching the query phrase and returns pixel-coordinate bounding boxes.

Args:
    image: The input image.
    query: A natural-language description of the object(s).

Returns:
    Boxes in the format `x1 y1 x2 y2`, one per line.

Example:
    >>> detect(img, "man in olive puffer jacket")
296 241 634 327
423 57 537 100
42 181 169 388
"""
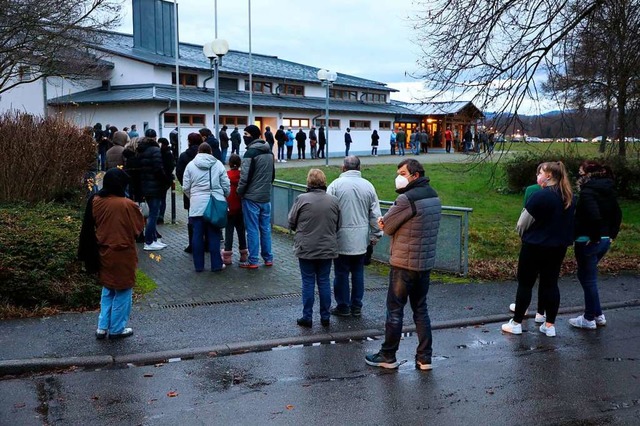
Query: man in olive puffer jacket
365 158 441 371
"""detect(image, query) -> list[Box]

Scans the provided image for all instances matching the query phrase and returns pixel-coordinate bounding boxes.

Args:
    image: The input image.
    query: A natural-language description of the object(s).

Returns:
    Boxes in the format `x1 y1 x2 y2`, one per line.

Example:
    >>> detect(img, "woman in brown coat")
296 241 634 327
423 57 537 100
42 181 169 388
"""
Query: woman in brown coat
79 168 144 339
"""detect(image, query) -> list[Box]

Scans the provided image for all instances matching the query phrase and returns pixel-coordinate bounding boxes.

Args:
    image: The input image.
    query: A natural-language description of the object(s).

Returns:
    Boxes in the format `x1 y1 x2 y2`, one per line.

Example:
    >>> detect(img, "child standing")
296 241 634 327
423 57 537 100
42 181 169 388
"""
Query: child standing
222 154 248 265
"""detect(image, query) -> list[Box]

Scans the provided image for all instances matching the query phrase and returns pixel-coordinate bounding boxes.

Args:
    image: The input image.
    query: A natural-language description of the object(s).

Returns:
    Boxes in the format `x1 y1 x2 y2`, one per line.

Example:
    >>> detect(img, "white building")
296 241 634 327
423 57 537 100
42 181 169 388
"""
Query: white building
0 0 482 156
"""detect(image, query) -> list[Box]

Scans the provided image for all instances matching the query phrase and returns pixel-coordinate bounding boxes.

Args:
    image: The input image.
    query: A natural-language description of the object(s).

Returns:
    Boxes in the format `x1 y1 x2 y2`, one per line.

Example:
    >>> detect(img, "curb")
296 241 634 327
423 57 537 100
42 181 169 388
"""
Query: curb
1 299 638 376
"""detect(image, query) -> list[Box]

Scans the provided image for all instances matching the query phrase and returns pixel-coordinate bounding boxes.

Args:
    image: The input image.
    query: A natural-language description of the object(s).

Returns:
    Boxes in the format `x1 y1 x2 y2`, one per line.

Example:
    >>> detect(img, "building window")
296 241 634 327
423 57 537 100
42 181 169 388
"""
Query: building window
171 72 198 87
164 113 206 126
379 121 392 130
282 84 304 96
18 66 31 81
244 81 272 94
349 120 371 130
316 118 340 129
219 116 248 126
283 118 310 128
364 93 387 103
330 89 357 101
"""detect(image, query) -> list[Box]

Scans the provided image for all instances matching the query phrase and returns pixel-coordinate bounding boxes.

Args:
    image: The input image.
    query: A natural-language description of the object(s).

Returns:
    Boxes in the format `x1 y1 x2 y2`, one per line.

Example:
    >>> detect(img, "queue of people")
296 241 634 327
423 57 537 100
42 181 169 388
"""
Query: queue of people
81 124 622 371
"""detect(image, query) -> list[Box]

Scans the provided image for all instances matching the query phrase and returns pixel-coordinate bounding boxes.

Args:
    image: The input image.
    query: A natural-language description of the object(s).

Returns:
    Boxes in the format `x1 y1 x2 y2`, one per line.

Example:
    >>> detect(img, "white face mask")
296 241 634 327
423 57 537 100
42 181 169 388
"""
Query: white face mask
395 175 409 190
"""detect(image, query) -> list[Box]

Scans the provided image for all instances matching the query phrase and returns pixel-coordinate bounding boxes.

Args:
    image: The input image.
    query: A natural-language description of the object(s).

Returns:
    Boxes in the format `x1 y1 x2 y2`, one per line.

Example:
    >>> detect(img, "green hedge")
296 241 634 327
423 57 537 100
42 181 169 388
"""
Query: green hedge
0 203 100 309
503 152 640 198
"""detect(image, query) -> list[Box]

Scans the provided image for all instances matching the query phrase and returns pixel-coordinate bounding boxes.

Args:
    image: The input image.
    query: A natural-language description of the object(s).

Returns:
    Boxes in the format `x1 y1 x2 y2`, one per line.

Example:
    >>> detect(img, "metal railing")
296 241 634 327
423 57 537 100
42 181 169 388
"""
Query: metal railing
271 179 472 276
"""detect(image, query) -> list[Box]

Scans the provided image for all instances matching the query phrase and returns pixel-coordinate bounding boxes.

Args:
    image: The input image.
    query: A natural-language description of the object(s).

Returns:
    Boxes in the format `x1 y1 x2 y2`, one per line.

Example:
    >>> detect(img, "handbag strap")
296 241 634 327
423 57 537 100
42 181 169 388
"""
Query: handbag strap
208 165 213 192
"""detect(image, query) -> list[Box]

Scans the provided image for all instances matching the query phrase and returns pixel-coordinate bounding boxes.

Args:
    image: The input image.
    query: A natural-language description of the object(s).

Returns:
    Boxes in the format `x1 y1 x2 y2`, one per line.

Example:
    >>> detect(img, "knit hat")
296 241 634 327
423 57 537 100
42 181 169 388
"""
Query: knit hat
188 132 203 146
144 128 157 138
244 125 261 140
112 131 129 147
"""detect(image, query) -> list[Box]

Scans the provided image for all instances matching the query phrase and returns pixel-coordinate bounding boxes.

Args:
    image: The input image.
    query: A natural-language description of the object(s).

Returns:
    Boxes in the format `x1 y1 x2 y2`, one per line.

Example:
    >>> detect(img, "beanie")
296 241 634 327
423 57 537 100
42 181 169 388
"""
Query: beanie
188 132 203 146
244 125 261 141
145 128 157 138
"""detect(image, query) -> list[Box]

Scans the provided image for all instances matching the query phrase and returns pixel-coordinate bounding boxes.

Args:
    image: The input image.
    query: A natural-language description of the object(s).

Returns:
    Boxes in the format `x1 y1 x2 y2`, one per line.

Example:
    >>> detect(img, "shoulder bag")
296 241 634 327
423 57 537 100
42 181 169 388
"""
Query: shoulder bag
203 165 228 228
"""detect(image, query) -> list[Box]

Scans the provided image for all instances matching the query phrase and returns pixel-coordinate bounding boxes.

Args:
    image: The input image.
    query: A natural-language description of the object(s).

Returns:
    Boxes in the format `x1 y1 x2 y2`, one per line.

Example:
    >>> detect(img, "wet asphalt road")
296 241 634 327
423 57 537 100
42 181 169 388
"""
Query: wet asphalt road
1 307 638 426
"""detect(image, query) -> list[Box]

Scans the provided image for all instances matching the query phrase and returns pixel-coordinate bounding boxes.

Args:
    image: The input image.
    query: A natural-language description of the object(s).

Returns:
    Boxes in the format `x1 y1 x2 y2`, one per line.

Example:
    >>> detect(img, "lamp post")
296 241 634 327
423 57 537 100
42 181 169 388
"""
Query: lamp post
317 69 337 166
203 39 229 141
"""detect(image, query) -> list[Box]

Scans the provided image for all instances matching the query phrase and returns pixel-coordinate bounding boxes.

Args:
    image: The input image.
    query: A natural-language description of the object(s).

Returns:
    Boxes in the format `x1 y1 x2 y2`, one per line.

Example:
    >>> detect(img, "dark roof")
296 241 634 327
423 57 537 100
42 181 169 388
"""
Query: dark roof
92 31 396 92
48 84 417 115
393 100 484 118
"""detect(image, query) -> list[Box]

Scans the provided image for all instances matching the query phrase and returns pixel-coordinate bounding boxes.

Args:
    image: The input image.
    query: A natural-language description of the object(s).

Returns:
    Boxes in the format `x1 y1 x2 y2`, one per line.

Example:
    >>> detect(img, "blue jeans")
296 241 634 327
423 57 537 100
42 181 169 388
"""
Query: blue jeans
575 239 611 320
221 148 228 164
98 287 133 334
333 254 365 312
397 142 405 155
242 199 273 265
381 267 432 362
144 197 162 244
299 258 332 321
345 143 350 157
277 143 285 161
191 217 222 272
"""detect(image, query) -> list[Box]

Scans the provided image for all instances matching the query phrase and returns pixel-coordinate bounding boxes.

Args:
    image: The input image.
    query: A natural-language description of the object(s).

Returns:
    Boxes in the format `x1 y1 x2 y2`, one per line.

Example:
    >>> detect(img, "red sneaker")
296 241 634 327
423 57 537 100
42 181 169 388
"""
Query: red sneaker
239 262 258 269
264 261 273 267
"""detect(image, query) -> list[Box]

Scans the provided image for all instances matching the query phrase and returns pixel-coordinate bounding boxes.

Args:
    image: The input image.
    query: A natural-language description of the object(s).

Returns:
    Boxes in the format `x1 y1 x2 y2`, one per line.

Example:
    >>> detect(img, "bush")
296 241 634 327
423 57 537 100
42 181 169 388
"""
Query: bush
503 152 640 198
0 111 96 203
0 203 100 310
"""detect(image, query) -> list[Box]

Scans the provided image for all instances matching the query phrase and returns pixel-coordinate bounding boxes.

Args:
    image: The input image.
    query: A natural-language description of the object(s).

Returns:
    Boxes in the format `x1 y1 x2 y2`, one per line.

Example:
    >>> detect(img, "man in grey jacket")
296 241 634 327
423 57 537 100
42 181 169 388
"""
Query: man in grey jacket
237 125 275 268
327 156 382 317
365 158 441 371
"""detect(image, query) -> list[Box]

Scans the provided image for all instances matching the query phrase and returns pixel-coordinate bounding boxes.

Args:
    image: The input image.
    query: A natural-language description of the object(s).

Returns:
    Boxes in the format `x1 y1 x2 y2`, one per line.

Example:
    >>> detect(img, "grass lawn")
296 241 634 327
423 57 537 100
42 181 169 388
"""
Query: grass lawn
275 157 640 279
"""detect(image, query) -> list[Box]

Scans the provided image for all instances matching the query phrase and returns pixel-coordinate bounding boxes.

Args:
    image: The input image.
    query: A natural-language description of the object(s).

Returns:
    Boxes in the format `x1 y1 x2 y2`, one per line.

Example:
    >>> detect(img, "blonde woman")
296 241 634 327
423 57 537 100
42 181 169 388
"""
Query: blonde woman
503 162 576 337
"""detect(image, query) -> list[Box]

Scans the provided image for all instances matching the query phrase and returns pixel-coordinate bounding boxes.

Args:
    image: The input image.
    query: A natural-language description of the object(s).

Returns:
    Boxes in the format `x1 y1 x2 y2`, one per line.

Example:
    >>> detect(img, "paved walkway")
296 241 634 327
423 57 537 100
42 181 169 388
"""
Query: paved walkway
138 149 492 307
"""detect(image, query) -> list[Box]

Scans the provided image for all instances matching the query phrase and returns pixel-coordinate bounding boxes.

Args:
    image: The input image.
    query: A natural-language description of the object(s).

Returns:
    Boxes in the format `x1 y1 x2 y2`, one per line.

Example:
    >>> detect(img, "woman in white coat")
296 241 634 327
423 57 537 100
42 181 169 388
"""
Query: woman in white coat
183 141 230 272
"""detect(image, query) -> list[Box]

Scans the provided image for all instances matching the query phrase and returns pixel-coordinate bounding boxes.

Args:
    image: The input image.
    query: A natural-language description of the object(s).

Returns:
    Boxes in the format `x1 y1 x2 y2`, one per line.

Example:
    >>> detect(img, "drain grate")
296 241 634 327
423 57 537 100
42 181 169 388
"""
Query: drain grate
152 287 388 309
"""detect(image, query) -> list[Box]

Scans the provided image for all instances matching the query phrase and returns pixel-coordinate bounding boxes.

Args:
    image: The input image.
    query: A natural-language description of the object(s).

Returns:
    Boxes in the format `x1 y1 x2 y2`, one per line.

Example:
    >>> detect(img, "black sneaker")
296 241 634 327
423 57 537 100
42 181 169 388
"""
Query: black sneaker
321 318 330 327
296 318 312 328
351 308 362 318
365 352 398 369
330 307 351 317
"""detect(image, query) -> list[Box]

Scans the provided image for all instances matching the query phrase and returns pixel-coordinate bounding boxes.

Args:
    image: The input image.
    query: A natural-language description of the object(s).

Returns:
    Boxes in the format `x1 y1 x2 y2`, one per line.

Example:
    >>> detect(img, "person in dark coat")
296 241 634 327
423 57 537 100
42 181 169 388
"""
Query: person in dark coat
219 125 230 164
569 160 622 330
176 133 202 253
230 126 242 155
309 127 318 159
95 123 109 171
199 128 222 161
318 125 327 159
136 130 168 250
370 130 380 156
157 137 175 224
344 128 352 156
264 126 275 153
275 125 287 162
295 128 307 160
78 168 145 339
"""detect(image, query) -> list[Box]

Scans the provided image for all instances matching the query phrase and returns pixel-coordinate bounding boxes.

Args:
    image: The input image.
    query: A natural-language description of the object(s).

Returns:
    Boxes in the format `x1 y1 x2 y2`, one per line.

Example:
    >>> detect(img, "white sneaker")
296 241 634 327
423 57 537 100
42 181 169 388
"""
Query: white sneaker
569 315 597 329
282 159 287 163
539 323 556 337
534 313 546 324
144 242 165 251
595 314 607 326
501 319 522 335
509 303 529 316
155 239 167 248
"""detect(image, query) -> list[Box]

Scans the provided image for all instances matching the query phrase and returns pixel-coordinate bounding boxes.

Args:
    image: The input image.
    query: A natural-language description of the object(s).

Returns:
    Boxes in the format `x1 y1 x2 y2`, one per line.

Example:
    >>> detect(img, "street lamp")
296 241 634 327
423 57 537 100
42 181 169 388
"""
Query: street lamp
203 39 229 142
317 69 337 166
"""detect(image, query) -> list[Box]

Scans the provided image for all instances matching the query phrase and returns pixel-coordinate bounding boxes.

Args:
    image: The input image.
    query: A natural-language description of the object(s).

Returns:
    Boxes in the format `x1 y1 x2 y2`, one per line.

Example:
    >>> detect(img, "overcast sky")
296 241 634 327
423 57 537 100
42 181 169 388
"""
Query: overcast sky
118 0 434 102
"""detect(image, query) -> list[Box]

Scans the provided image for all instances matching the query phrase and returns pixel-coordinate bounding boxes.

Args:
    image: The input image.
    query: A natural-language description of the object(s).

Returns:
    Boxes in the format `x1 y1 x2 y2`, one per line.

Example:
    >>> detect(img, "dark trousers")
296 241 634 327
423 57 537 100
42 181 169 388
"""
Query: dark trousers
514 243 567 324
286 146 293 160
297 146 306 159
224 213 247 251
318 143 326 158
445 140 452 153
390 143 396 155
381 267 433 362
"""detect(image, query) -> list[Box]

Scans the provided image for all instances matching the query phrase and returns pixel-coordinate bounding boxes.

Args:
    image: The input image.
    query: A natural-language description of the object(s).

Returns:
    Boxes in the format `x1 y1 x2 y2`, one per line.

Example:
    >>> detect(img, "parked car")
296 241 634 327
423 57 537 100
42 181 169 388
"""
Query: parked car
591 136 611 143
525 136 542 143
572 137 588 143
